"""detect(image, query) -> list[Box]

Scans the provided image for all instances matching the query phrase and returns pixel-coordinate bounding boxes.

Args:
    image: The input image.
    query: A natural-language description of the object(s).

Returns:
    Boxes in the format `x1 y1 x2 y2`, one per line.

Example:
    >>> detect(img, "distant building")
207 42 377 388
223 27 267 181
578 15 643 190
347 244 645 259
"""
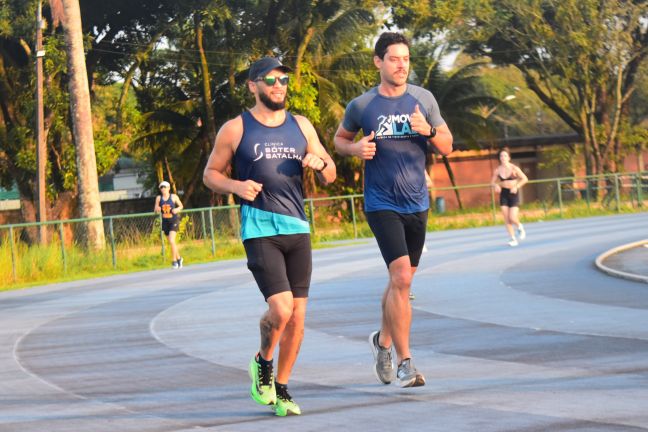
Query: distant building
99 156 149 199
429 133 648 210
0 157 150 214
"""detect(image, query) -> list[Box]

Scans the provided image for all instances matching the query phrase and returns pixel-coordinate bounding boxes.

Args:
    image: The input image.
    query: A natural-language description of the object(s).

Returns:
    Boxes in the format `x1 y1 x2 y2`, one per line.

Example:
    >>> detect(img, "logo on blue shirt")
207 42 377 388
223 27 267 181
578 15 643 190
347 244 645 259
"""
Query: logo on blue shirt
376 114 416 138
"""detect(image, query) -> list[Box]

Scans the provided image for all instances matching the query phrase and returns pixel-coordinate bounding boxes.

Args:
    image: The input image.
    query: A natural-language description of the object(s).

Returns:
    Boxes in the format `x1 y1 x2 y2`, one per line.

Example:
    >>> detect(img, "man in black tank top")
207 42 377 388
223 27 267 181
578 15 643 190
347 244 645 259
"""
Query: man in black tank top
203 57 336 416
153 181 184 268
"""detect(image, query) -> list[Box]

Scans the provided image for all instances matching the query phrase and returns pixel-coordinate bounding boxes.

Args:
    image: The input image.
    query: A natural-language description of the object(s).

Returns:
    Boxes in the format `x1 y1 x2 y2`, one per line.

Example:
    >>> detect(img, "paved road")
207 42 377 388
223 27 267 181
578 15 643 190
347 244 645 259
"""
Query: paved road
1 213 648 431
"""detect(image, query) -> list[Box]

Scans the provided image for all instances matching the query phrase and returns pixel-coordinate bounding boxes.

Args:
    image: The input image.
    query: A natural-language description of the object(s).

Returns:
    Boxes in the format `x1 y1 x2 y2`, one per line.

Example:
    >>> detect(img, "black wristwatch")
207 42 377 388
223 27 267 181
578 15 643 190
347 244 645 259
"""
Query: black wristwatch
425 127 437 139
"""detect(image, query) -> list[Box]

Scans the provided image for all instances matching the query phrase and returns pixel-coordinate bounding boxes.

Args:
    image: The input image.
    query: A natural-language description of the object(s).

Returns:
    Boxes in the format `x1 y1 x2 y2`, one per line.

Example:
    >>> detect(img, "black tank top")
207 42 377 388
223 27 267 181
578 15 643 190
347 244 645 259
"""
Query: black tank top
159 195 177 222
233 110 310 240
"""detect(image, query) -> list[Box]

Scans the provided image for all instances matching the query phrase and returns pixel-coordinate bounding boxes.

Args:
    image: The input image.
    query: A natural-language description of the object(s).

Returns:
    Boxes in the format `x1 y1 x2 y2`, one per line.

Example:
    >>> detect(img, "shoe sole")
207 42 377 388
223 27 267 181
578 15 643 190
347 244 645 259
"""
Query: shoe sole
399 373 426 388
271 403 301 416
369 331 393 385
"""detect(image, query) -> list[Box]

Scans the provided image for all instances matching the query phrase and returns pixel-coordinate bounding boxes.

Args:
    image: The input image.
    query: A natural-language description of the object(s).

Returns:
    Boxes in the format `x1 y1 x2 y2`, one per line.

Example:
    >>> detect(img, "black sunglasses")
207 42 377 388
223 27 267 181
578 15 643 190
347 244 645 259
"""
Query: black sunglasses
256 75 290 86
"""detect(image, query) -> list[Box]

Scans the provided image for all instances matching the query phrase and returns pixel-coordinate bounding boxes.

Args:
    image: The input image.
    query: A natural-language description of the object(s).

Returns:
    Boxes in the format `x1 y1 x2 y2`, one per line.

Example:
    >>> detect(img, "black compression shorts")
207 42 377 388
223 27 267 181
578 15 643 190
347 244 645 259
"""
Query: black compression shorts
365 210 428 267
499 188 520 207
243 233 312 301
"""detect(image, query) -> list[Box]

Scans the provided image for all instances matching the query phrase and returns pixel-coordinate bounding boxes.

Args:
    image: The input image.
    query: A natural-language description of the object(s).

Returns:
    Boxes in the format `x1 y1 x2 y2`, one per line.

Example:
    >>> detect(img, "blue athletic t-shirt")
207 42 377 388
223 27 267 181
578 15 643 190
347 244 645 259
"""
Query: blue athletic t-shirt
234 110 310 241
342 84 445 213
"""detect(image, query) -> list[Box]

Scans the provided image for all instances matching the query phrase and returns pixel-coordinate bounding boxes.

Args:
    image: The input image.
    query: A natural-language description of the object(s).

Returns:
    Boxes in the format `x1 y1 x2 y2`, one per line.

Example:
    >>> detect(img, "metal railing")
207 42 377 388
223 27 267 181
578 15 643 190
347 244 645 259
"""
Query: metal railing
1 172 646 288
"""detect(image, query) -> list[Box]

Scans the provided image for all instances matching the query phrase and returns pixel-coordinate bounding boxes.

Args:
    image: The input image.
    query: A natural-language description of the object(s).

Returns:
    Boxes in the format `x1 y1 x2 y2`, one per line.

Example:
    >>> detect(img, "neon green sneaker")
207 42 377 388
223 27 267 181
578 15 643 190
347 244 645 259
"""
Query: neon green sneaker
248 354 276 405
272 393 301 416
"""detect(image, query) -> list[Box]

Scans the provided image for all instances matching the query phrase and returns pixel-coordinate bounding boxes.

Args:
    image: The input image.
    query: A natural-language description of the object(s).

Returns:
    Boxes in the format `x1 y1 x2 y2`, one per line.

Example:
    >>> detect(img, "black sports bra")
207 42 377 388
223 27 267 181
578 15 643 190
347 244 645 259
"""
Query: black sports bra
498 170 518 181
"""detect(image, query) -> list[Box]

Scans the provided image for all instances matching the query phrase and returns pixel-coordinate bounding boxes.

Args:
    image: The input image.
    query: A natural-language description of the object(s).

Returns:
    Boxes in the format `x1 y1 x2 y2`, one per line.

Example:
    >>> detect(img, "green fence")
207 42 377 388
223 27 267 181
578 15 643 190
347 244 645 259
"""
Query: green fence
1 172 646 288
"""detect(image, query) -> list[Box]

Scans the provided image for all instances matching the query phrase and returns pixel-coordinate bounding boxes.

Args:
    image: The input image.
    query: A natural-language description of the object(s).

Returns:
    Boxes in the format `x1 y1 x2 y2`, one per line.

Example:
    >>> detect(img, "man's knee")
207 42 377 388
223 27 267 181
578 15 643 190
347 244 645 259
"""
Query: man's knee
389 264 413 290
268 298 294 325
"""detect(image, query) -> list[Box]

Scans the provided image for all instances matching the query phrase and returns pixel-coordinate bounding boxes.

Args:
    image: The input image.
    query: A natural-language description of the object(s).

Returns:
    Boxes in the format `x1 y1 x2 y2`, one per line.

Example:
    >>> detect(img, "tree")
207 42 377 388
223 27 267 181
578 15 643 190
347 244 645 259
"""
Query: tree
392 0 648 175
52 0 105 248
276 1 383 196
0 0 86 236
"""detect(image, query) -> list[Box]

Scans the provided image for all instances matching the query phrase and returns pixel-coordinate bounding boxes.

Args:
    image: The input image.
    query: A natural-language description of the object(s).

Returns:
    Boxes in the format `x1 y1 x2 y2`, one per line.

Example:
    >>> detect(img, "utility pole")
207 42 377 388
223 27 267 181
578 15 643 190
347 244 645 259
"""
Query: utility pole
36 0 47 244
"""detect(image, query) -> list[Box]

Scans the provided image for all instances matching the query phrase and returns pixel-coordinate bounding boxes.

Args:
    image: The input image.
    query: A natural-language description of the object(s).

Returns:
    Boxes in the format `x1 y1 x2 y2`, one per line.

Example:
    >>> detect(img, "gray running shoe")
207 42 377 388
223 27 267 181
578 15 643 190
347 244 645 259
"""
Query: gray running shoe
369 330 395 384
172 260 179 269
397 358 426 388
178 257 184 268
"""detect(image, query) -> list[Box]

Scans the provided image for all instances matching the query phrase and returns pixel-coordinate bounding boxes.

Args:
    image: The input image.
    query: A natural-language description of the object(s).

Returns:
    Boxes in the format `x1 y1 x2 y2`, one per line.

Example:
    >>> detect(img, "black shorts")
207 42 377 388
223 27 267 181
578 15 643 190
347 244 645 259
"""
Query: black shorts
243 234 312 301
365 210 428 267
161 219 179 236
499 188 520 207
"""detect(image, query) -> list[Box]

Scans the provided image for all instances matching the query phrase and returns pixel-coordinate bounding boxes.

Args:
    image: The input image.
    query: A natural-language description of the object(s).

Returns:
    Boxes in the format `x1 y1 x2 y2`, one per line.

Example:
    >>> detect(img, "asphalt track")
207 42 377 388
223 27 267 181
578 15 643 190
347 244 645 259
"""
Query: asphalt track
1 213 648 431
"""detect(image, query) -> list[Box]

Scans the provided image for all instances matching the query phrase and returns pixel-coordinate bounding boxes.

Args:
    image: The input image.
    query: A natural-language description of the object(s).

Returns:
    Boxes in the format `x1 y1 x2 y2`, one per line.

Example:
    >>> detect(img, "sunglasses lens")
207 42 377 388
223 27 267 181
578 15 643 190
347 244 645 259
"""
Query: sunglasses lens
261 75 289 86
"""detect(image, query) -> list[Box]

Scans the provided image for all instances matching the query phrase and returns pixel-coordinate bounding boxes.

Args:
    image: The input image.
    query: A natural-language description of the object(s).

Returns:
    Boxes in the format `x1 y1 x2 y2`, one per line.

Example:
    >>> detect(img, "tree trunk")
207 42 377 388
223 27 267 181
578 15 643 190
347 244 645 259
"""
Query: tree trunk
195 15 216 150
61 0 105 249
19 196 39 245
294 26 315 87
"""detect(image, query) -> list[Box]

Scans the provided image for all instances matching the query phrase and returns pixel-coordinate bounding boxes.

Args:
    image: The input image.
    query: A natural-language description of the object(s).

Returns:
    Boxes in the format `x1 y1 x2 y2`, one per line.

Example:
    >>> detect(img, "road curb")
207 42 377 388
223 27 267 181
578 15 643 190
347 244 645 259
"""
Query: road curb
595 239 648 284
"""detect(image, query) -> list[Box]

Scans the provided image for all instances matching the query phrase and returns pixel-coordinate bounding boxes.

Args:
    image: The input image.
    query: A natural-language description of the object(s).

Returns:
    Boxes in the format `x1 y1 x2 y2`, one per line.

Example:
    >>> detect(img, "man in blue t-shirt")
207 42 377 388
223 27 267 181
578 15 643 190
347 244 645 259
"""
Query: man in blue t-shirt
203 57 336 416
334 32 453 388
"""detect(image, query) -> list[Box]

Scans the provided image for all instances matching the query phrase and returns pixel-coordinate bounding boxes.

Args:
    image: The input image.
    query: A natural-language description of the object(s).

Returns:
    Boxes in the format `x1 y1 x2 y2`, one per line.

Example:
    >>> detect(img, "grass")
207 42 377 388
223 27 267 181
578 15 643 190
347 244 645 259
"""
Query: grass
1 198 646 291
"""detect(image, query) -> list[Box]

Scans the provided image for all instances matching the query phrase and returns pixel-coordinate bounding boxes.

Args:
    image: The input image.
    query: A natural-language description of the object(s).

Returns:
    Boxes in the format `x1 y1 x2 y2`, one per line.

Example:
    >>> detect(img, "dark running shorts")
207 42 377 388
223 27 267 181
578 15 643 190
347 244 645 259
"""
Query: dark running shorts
243 233 312 301
365 210 428 267
499 188 520 207
161 219 179 235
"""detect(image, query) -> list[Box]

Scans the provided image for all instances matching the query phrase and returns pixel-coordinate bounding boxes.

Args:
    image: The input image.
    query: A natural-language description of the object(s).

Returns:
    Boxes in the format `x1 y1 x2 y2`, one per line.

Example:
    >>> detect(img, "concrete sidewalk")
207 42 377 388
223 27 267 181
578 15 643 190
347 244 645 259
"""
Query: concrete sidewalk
596 239 648 283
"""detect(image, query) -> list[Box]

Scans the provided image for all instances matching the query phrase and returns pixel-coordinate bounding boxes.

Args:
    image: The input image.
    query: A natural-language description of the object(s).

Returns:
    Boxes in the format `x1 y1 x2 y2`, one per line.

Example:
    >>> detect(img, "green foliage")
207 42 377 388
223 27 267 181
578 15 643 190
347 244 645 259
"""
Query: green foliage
389 0 460 37
617 121 648 164
92 85 139 176
287 62 321 124
176 215 192 241
538 146 580 174
390 0 648 175
3 0 646 219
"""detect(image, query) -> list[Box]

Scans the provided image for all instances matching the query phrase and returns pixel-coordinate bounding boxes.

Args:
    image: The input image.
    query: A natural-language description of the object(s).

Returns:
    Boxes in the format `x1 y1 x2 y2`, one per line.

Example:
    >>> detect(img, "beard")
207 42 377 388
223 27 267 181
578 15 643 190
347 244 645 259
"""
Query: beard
259 91 286 111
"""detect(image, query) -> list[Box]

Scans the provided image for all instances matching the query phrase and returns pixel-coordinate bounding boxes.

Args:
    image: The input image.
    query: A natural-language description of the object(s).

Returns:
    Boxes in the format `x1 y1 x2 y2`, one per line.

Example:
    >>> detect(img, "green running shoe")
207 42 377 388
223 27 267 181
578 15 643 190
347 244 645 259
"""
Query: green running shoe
272 392 301 416
248 354 276 405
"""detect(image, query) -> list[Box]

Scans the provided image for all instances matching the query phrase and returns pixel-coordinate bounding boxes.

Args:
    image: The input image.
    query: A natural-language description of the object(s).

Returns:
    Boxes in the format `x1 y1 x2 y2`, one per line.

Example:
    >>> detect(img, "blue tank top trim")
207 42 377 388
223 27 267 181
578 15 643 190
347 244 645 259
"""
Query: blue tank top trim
241 205 310 241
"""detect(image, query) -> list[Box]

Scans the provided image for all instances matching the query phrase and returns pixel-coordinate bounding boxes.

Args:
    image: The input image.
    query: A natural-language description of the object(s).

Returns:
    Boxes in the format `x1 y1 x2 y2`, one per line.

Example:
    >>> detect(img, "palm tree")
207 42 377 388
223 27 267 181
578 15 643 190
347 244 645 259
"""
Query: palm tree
51 0 105 248
277 3 383 195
